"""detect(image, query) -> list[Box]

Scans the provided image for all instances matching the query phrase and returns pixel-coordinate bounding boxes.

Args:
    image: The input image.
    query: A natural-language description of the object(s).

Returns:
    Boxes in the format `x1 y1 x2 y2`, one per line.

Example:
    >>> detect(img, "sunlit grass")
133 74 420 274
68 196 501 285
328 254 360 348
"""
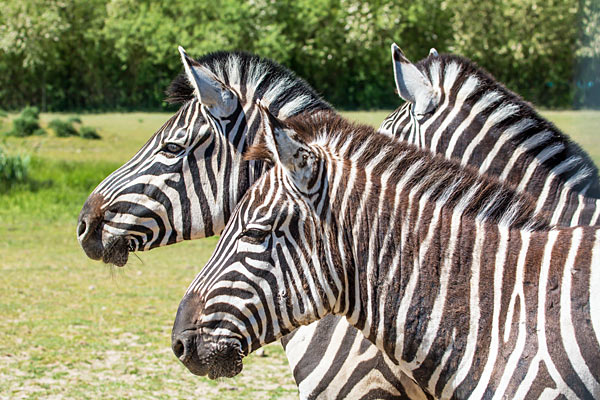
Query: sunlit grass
0 111 299 399
1 110 599 398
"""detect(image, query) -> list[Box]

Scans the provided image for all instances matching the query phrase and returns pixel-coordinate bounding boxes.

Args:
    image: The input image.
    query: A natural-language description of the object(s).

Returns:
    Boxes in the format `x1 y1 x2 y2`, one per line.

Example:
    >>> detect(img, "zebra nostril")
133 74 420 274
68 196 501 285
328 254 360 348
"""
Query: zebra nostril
77 220 87 239
173 340 185 358
173 338 185 359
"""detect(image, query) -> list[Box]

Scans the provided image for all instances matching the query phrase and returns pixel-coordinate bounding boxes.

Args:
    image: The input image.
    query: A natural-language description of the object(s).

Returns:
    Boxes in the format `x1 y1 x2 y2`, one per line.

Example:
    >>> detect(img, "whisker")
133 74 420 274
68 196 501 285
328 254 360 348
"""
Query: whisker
132 252 144 264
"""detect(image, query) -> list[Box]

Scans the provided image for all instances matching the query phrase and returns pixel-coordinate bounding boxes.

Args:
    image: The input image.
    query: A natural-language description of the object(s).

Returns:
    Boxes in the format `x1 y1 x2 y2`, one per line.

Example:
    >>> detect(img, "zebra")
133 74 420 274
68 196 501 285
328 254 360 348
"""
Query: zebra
172 109 600 399
276 45 600 398
380 44 600 227
77 46 596 398
77 47 425 399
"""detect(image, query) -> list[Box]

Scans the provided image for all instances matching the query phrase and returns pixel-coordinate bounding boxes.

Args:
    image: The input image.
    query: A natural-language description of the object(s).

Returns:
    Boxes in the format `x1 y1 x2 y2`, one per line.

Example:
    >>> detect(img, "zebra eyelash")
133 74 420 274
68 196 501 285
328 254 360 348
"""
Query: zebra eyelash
159 142 186 157
415 108 436 121
240 226 271 244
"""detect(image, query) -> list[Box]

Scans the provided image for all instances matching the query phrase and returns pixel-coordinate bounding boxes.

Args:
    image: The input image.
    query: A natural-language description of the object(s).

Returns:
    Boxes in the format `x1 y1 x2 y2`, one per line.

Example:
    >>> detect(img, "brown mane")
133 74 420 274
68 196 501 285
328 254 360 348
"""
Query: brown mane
247 111 551 231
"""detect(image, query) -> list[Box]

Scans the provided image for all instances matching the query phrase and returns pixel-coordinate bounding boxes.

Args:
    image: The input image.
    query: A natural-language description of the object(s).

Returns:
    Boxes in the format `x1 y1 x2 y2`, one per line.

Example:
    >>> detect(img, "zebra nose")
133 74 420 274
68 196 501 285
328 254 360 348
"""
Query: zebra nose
77 193 105 244
77 193 106 260
172 329 211 376
76 218 89 242
172 331 194 363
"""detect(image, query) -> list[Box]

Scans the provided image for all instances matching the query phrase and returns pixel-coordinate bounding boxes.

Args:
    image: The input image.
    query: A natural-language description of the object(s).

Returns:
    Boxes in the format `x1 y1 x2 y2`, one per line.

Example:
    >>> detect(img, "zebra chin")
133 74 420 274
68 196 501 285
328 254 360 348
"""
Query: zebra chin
101 236 131 267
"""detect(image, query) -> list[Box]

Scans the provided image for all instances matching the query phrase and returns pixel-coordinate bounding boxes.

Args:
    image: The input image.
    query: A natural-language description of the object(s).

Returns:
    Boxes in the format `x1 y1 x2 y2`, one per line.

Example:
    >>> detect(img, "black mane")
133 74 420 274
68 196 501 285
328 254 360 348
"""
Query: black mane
166 51 332 118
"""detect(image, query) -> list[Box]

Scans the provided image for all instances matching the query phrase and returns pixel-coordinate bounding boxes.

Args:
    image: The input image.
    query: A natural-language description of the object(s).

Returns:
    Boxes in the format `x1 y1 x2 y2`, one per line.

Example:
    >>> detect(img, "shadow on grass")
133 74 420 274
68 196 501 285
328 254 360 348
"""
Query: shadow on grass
0 177 54 194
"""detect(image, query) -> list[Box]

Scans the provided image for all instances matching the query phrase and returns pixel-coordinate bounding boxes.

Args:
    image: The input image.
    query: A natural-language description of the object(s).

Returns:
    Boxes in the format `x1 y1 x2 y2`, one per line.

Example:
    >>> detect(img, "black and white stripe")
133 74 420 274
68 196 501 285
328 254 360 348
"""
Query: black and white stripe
80 46 599 399
83 49 328 251
78 48 420 399
175 111 600 399
379 44 600 226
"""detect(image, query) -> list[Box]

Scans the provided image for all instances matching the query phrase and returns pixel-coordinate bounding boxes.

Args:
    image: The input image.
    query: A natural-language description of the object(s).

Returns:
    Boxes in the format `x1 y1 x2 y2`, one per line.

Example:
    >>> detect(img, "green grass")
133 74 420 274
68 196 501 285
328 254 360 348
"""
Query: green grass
0 112 299 399
1 110 599 398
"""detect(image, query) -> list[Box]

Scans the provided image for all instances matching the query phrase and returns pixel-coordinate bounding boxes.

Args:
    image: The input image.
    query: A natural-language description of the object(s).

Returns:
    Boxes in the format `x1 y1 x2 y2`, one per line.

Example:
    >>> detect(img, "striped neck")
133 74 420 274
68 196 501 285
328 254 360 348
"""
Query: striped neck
380 53 600 200
329 193 600 397
314 143 600 397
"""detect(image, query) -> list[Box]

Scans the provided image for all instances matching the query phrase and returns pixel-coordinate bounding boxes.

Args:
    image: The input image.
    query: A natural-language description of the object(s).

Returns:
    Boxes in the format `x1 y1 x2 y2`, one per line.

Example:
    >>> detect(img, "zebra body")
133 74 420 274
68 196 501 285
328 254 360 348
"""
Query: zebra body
280 45 600 398
380 44 600 226
78 46 599 398
173 111 600 399
78 48 417 398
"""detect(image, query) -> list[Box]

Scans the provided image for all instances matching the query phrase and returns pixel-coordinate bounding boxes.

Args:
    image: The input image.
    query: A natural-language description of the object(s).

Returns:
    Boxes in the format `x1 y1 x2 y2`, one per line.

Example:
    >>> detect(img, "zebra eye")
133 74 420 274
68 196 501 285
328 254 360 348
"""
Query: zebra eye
415 110 435 120
241 228 269 243
161 143 185 156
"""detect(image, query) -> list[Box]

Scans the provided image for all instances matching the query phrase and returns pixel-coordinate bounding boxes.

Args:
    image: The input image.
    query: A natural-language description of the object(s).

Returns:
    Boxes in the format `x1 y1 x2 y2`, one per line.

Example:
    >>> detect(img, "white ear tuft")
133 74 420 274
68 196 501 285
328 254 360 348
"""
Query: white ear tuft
429 48 439 57
391 43 440 116
178 46 236 116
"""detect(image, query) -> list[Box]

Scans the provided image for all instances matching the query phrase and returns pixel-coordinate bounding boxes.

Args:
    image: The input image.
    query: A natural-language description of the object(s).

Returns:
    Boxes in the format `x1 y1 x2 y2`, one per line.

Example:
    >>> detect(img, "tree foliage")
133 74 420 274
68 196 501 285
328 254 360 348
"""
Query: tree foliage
576 0 600 107
0 0 597 110
449 0 579 108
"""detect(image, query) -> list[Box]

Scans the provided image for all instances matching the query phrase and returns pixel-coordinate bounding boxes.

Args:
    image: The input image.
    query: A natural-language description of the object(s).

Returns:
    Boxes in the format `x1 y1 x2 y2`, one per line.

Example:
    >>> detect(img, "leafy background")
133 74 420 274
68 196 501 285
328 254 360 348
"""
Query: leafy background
0 0 598 111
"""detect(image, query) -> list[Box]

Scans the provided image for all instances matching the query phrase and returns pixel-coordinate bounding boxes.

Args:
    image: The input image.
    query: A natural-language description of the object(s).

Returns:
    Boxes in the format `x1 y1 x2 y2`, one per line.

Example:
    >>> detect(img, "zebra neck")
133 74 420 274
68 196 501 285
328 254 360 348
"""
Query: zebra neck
329 199 600 394
539 184 600 226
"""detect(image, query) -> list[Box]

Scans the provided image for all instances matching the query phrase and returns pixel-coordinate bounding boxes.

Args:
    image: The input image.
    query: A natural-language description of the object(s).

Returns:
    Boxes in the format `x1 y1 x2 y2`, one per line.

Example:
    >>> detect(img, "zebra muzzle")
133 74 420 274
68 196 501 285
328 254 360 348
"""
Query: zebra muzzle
78 192 131 267
172 330 243 378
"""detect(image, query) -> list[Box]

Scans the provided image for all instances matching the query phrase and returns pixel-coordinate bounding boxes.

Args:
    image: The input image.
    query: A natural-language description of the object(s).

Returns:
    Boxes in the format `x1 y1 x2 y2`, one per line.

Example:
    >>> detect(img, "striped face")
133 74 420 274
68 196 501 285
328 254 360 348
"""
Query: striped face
77 96 255 266
77 48 329 267
171 119 341 378
379 44 600 207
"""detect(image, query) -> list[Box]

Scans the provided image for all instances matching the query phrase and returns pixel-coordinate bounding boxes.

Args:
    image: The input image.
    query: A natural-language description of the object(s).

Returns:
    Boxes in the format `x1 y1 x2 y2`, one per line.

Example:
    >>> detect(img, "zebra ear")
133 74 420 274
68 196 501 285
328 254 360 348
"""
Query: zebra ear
391 43 439 116
178 46 236 116
258 106 318 191
429 48 439 57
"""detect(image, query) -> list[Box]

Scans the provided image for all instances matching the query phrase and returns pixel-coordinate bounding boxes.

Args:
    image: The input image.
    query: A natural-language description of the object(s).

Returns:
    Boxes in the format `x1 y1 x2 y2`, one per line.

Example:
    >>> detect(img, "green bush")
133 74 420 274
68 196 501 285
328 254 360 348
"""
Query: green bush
9 106 44 137
48 117 101 139
67 116 82 124
79 126 101 140
0 146 29 190
0 0 595 110
48 119 78 137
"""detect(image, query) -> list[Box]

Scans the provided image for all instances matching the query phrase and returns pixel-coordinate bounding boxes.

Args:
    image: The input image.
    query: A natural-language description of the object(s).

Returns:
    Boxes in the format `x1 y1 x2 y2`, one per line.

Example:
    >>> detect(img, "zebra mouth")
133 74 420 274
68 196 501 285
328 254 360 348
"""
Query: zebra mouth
201 340 244 379
102 236 130 267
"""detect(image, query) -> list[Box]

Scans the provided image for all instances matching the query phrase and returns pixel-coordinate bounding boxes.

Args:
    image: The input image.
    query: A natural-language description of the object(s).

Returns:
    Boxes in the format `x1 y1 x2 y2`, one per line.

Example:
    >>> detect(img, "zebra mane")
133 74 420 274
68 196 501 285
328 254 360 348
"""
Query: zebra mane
166 51 332 118
416 53 600 197
249 111 550 231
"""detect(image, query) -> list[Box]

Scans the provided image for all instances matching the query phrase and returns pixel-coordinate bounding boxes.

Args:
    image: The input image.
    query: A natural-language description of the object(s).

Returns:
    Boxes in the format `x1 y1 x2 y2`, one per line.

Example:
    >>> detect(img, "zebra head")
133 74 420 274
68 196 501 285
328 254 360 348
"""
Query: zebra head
171 110 341 379
77 48 330 266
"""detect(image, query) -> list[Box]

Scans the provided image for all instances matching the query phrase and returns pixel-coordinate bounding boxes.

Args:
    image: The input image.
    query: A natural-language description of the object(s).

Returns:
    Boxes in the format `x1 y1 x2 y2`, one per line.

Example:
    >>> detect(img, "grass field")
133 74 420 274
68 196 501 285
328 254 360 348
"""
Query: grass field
1 110 599 399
